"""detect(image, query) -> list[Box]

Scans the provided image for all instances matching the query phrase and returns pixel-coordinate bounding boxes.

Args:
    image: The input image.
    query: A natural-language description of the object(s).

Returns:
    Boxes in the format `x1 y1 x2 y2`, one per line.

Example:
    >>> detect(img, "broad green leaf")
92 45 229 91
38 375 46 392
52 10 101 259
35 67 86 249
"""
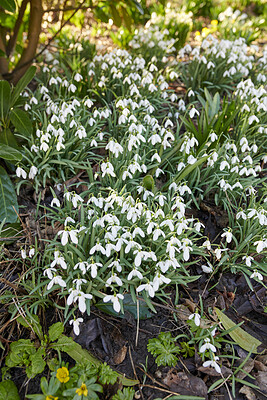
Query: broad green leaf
48 322 64 342
29 348 46 375
0 49 5 57
10 108 33 136
11 66 36 106
0 80 11 120
0 0 16 12
96 293 153 320
0 128 19 148
53 335 139 386
0 165 18 223
110 4 122 26
215 308 261 353
0 380 20 400
0 222 22 244
0 144 22 161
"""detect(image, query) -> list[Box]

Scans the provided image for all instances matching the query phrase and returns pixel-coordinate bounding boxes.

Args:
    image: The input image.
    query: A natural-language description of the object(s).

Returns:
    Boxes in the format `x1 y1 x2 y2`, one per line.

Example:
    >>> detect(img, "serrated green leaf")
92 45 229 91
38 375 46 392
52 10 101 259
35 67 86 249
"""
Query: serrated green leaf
29 348 46 376
0 144 22 161
48 322 64 342
0 0 16 12
215 308 262 353
10 108 33 136
0 80 11 120
0 380 20 400
0 166 18 223
11 66 36 107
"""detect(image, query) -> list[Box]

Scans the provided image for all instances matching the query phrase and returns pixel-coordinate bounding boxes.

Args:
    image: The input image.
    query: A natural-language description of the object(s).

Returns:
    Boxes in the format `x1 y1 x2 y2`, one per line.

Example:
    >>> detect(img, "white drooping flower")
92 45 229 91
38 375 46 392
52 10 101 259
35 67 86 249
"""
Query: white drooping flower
70 317 83 336
103 293 124 312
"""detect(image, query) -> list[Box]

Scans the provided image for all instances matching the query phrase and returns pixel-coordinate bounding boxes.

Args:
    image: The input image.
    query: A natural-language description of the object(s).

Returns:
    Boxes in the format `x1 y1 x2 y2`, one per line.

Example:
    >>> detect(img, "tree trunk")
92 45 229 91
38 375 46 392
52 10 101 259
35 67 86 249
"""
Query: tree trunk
10 0 43 84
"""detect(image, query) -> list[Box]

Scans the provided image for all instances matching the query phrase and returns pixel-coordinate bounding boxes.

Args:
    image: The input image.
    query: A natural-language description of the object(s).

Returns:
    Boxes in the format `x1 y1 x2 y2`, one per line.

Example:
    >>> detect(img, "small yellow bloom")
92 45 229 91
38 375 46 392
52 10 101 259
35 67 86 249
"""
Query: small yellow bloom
76 383 88 396
46 396 58 400
56 366 70 383
211 19 218 26
195 31 201 36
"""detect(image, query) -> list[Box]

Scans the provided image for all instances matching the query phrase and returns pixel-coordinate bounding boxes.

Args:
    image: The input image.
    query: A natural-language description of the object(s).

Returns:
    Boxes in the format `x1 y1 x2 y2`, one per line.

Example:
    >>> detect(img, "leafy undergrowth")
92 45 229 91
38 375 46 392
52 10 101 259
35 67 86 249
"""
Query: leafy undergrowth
0 3 267 400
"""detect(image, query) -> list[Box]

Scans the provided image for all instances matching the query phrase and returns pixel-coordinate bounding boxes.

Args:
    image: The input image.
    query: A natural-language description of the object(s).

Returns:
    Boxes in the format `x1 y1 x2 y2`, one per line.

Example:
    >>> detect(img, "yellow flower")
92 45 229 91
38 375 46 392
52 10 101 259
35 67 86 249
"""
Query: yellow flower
202 27 211 37
76 383 88 396
195 31 201 36
56 366 70 383
46 396 58 400
211 19 218 26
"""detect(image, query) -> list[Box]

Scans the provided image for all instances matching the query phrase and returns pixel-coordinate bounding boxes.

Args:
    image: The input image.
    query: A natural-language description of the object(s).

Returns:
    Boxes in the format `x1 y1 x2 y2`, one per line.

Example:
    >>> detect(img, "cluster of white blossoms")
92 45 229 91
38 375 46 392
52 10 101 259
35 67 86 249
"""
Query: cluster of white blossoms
16 11 266 355
44 187 205 327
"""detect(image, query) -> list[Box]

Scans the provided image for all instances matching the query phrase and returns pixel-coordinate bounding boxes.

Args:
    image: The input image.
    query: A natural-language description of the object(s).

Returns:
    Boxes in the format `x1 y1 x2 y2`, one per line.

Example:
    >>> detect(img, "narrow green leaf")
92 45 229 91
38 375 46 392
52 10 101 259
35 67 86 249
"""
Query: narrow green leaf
10 108 33 136
0 144 22 161
0 80 11 120
215 308 261 353
0 166 18 223
11 66 36 107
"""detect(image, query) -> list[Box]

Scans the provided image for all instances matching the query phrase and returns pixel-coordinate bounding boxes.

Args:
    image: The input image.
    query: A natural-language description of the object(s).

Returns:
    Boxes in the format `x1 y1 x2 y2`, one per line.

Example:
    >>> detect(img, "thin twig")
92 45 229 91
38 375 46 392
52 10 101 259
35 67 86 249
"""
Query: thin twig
128 346 144 400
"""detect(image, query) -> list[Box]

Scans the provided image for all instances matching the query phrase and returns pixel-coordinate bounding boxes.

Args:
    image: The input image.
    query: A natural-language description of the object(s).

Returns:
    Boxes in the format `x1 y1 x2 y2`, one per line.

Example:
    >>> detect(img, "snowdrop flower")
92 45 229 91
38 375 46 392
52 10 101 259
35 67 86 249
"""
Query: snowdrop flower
106 140 124 158
188 89 194 97
254 239 267 253
29 248 35 258
250 270 263 281
51 197 60 207
189 107 200 118
153 272 171 291
28 166 38 180
67 288 92 312
248 115 259 125
106 273 123 287
103 293 124 313
70 317 83 336
21 249 27 259
16 166 27 179
47 275 66 290
203 356 221 373
236 210 246 220
74 73 82 82
90 241 106 255
136 282 155 298
51 251 67 269
188 312 201 326
221 230 232 243
58 229 78 246
68 83 77 93
242 255 253 267
101 162 116 178
127 268 143 281
200 338 216 353
202 264 213 273
203 240 211 250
